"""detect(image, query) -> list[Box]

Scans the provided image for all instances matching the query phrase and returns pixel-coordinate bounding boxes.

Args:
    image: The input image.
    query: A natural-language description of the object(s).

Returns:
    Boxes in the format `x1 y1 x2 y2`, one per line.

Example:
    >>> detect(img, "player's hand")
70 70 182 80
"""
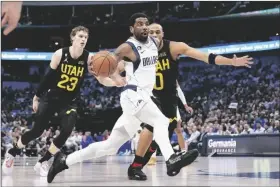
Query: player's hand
110 73 126 87
32 95 40 113
113 77 127 87
232 54 254 68
1 1 23 35
184 104 193 114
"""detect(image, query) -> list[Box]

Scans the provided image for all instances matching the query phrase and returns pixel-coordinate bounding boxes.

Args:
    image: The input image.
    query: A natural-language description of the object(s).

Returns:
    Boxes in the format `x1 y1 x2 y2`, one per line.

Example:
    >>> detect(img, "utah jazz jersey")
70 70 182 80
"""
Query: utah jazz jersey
46 47 89 102
153 39 179 97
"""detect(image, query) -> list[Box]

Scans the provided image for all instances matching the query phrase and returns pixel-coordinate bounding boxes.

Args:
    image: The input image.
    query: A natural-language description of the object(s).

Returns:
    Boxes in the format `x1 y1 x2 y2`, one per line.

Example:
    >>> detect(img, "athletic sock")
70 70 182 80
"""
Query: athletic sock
131 155 145 168
39 150 53 163
142 140 158 167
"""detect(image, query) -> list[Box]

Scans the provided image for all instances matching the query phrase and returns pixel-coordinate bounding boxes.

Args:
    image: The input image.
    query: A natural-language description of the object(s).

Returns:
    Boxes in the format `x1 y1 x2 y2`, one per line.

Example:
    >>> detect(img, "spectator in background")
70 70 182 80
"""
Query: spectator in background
273 120 280 133
241 124 254 134
53 130 60 139
103 129 109 141
77 132 83 143
65 131 79 152
93 133 99 142
186 125 200 151
81 131 94 149
264 123 274 134
197 125 210 153
2 131 14 151
253 123 265 134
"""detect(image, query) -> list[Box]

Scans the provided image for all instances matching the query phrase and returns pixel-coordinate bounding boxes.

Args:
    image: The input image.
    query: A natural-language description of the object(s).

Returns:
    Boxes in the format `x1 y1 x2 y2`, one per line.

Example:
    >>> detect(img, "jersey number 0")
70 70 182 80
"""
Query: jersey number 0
57 74 78 91
154 72 164 90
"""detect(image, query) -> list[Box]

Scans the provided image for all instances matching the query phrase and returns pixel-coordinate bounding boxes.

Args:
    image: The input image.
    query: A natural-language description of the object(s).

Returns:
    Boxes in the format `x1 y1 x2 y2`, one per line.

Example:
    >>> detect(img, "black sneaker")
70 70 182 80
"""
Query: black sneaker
166 149 199 176
47 152 69 183
127 165 147 181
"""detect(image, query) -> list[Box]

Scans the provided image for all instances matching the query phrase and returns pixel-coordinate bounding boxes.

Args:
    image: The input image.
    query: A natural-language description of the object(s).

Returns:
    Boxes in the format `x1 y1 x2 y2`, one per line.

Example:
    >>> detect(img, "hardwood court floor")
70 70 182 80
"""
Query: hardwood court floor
1 156 279 186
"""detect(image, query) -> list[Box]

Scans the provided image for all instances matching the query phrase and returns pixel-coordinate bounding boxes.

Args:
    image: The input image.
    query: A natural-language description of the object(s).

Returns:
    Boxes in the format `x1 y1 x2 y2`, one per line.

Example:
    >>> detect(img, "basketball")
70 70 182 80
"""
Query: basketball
90 51 118 77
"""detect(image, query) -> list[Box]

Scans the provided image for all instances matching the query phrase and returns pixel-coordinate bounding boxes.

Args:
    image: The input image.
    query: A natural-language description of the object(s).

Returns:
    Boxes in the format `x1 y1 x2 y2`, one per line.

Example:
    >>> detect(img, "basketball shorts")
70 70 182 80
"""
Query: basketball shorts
119 85 169 137
38 96 78 126
154 94 179 124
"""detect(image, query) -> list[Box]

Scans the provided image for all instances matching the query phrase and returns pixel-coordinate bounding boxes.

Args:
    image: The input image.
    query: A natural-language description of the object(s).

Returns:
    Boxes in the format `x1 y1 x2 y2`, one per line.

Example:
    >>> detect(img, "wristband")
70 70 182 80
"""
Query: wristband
209 53 218 65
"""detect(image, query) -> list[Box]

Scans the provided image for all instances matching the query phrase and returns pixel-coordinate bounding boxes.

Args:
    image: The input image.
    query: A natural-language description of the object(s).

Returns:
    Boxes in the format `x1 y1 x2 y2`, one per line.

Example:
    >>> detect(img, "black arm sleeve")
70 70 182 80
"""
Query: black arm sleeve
35 66 57 97
208 53 218 65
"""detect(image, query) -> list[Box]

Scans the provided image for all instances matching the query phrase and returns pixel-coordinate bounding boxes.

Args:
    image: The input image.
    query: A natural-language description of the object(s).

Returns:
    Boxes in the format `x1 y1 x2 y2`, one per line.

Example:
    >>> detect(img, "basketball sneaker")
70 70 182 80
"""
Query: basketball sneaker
34 161 49 177
166 149 199 176
127 165 147 181
47 152 68 183
2 152 15 175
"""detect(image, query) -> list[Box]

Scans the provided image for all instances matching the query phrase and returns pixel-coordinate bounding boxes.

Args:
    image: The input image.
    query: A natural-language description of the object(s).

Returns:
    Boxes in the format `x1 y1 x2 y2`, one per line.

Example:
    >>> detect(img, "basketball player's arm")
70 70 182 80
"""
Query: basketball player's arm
176 81 193 114
113 43 136 63
34 49 62 99
176 81 187 106
170 42 253 68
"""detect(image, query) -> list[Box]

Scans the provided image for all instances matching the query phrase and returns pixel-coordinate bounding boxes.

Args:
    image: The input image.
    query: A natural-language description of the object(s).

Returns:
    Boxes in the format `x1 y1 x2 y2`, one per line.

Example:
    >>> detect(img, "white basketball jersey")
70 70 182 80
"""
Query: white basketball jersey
124 36 158 95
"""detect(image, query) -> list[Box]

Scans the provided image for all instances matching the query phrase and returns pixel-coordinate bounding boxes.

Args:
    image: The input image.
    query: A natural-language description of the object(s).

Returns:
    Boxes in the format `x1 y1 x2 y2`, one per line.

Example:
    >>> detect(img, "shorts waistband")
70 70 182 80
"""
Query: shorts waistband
122 85 137 92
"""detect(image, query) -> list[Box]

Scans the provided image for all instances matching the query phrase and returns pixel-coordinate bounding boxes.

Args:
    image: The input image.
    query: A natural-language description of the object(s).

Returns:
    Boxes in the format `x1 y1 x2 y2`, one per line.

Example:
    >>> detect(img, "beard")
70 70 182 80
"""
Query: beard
135 34 148 42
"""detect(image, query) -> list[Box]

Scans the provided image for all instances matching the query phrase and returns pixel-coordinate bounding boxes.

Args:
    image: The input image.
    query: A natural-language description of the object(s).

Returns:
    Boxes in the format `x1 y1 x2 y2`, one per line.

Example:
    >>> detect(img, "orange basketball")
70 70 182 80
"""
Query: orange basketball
89 51 118 77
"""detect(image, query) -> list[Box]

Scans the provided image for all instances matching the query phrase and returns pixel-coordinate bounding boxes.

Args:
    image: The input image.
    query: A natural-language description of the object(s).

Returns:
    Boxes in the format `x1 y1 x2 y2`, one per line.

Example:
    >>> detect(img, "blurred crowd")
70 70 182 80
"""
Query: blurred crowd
173 55 280 150
18 2 279 26
1 55 280 157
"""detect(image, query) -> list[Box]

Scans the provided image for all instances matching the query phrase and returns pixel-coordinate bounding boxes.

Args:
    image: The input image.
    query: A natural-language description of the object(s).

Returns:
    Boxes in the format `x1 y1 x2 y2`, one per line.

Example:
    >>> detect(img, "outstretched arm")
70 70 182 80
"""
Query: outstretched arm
176 81 193 114
170 41 253 68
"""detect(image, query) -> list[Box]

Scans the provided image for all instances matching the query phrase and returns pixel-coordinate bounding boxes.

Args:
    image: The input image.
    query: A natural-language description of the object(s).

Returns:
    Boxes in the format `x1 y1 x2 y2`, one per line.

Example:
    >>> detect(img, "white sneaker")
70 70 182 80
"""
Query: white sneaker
40 161 49 177
34 161 49 177
34 162 41 174
2 152 15 175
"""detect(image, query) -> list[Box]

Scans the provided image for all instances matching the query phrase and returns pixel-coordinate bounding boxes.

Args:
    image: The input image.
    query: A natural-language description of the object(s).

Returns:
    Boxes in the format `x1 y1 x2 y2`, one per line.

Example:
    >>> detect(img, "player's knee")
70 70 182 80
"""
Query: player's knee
62 110 78 129
144 124 154 133
66 110 78 123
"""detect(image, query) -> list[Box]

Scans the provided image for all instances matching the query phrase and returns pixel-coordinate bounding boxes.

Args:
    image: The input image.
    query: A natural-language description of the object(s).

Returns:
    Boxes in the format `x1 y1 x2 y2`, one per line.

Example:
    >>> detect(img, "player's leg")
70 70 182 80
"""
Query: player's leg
2 100 54 175
35 107 78 176
127 124 154 180
129 96 163 172
174 107 186 151
121 90 198 176
145 97 178 166
47 114 136 183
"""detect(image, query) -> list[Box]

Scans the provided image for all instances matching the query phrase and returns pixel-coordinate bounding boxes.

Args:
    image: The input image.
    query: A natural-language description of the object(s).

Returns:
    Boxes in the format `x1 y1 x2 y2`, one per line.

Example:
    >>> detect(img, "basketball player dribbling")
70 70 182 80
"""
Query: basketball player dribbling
127 23 254 180
47 13 199 183
2 26 124 176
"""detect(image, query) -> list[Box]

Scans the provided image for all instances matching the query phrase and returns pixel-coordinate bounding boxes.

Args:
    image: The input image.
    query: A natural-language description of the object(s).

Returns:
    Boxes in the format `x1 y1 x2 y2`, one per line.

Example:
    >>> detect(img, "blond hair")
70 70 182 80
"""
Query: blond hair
70 26 89 43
